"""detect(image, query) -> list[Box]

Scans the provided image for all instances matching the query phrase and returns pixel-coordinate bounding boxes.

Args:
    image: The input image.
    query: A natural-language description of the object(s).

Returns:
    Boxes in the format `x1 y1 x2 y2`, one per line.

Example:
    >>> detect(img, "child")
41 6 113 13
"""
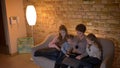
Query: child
78 33 102 68
54 34 75 68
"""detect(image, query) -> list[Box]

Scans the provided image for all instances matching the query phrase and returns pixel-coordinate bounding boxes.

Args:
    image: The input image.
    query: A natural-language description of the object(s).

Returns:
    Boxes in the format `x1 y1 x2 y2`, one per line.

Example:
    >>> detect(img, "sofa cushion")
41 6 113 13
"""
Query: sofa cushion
98 38 114 60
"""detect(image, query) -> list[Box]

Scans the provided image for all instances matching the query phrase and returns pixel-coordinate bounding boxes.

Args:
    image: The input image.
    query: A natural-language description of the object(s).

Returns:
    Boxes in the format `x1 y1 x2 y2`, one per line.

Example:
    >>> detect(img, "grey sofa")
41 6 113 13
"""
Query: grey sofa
31 33 115 68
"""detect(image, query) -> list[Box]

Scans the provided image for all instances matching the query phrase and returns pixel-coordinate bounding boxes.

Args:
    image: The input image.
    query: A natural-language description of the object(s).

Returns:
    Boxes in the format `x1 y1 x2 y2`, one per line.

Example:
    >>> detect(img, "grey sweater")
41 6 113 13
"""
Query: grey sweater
72 36 88 57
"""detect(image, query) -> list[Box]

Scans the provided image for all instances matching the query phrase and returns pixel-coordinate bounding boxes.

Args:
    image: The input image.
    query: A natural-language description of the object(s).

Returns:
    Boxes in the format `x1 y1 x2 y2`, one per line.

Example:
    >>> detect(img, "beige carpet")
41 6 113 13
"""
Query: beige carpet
0 54 40 68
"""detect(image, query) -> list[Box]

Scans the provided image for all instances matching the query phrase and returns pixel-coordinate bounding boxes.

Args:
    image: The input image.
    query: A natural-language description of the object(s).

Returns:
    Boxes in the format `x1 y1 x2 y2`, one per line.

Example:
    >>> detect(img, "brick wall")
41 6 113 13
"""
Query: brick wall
23 0 120 67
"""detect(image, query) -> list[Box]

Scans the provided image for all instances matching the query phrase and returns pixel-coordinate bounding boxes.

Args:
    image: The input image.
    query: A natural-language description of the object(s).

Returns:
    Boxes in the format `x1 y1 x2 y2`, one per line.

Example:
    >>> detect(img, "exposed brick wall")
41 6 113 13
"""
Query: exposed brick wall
23 0 120 68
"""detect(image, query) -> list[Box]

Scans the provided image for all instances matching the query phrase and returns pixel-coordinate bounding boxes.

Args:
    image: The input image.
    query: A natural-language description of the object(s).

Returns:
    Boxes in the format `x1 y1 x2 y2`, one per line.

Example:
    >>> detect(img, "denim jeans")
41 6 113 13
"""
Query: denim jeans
79 56 101 68
55 51 66 68
34 48 60 60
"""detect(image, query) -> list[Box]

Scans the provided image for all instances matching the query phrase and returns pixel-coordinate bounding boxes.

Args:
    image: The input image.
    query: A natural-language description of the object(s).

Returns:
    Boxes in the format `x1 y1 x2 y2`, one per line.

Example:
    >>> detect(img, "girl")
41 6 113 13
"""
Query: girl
78 33 102 68
34 25 68 60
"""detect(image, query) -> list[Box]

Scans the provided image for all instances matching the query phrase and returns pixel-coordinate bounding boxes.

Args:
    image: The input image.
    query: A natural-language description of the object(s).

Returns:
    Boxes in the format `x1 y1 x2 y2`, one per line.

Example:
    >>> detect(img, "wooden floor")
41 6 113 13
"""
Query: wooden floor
0 54 40 68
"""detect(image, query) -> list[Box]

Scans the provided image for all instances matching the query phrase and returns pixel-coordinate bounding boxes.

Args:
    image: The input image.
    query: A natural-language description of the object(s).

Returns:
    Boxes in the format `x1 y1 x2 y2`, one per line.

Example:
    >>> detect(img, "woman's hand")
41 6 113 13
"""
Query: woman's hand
75 55 82 60
65 54 69 57
55 45 60 51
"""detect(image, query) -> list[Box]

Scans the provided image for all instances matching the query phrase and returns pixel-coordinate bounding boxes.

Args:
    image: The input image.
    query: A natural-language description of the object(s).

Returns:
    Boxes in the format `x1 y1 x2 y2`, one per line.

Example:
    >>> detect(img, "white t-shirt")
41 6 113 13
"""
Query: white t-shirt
86 44 101 59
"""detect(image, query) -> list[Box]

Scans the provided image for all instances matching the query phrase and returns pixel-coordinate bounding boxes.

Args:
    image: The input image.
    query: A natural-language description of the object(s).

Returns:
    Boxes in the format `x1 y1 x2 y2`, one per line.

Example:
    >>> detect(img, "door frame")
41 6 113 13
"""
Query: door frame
0 0 10 54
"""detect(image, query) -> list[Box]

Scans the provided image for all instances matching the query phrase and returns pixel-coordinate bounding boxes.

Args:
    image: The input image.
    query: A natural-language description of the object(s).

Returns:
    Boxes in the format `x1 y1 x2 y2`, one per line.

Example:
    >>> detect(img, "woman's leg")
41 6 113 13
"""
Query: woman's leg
34 48 59 60
78 57 101 68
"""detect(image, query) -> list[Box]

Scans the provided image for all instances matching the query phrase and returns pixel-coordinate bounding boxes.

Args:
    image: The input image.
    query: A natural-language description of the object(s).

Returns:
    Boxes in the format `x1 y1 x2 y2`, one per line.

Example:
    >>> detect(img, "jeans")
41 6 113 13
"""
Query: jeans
34 48 60 60
55 51 66 68
78 56 102 68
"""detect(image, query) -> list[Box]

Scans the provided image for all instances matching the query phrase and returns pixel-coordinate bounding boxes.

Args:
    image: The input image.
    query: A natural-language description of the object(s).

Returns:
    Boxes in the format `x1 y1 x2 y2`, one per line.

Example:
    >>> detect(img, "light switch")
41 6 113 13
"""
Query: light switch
9 16 18 25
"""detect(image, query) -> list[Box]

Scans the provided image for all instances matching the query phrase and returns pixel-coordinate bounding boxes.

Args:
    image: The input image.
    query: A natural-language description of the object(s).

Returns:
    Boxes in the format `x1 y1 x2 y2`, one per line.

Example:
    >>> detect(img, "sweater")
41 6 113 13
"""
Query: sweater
86 44 101 60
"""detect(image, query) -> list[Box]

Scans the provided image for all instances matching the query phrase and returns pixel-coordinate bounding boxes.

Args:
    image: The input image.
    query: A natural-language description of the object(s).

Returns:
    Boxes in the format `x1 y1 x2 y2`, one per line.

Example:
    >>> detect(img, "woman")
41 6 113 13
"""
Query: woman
78 33 102 68
34 25 68 60
48 24 68 50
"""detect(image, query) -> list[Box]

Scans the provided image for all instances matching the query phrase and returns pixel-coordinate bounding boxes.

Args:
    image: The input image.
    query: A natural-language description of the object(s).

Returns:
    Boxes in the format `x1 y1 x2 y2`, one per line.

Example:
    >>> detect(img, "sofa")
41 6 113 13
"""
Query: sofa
31 33 115 68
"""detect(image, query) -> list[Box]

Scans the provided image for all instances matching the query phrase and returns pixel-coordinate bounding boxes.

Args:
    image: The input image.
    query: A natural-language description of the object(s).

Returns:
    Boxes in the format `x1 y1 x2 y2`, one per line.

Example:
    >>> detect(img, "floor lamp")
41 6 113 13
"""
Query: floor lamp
26 5 37 47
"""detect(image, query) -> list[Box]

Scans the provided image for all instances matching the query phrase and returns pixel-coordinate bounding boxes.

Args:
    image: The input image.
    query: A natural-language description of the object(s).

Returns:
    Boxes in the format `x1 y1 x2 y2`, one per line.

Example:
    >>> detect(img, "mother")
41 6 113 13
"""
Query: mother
34 25 68 60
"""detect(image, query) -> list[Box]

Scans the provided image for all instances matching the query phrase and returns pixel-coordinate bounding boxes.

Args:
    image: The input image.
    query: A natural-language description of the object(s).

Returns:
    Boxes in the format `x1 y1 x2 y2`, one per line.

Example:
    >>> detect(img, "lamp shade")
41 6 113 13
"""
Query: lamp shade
26 5 37 26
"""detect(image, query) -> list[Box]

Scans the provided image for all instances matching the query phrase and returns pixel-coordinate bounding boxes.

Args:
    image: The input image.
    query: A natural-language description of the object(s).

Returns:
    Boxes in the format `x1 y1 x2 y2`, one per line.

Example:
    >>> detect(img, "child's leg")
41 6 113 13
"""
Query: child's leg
55 51 66 68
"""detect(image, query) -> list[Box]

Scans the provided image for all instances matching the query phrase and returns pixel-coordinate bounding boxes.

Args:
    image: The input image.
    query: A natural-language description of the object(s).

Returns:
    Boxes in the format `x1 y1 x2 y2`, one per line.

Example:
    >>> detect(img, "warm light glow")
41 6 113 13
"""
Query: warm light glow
26 5 37 26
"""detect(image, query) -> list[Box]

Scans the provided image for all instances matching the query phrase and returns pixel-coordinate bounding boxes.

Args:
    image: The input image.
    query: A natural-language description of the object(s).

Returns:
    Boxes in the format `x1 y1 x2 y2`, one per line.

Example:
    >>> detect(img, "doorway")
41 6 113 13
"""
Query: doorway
0 0 9 54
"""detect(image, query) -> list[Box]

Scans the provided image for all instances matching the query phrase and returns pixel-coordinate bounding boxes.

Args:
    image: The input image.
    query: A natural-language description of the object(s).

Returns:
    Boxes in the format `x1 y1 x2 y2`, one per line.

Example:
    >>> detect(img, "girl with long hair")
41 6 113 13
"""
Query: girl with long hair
78 33 102 68
34 25 68 60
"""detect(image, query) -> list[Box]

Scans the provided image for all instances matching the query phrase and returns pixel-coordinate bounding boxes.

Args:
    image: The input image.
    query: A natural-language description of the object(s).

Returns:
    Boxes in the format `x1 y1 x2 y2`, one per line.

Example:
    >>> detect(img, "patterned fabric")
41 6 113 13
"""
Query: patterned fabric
17 37 34 53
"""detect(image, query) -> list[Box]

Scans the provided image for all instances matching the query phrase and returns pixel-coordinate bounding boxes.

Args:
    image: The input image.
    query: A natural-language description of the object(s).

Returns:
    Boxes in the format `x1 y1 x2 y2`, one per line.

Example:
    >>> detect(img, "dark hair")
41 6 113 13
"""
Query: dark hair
87 33 102 52
75 24 86 33
67 34 74 40
58 25 68 41
59 25 67 32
